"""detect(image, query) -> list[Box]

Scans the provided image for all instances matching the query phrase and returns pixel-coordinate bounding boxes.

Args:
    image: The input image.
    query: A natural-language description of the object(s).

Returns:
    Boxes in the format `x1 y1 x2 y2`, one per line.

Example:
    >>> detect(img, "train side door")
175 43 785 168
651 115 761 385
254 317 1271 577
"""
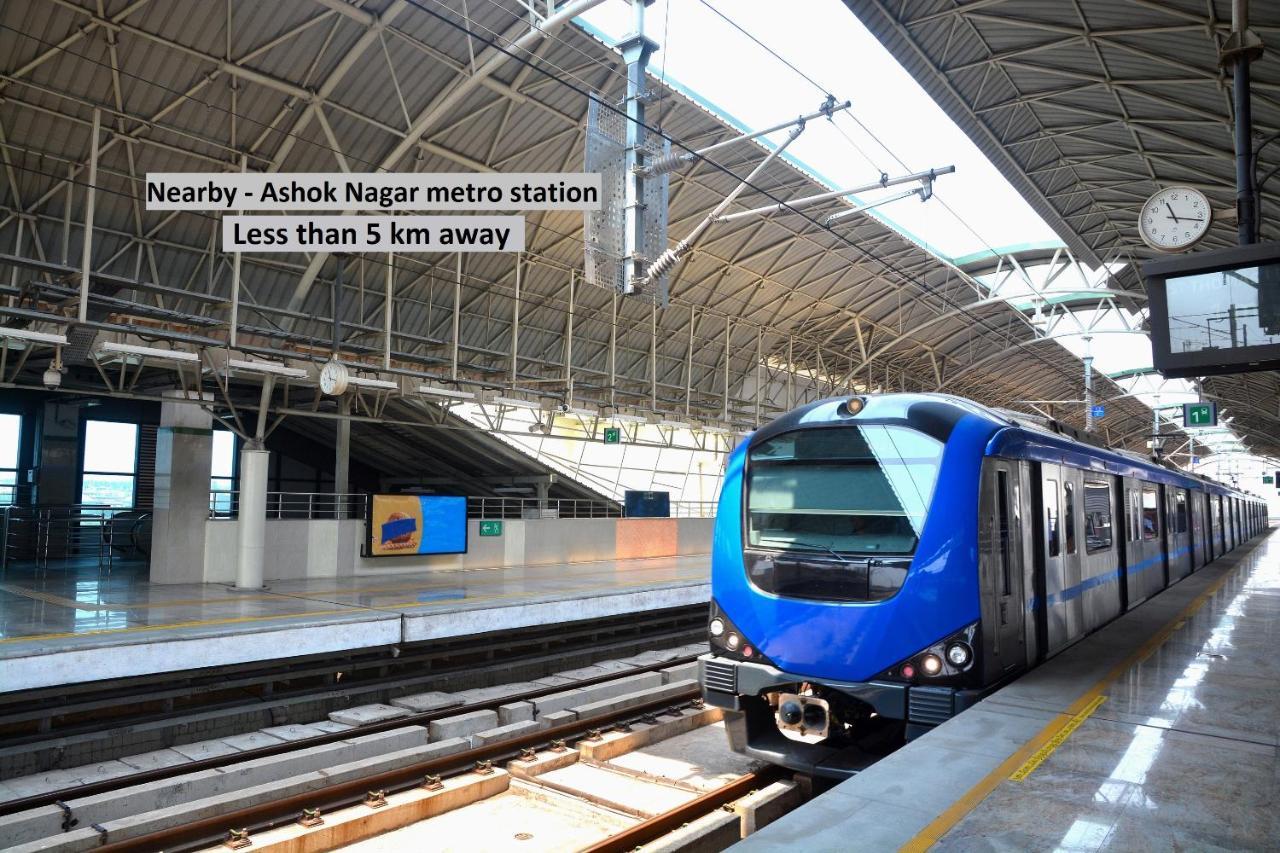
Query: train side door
1206 494 1216 560
1191 490 1206 569
979 460 1026 676
1039 464 1068 655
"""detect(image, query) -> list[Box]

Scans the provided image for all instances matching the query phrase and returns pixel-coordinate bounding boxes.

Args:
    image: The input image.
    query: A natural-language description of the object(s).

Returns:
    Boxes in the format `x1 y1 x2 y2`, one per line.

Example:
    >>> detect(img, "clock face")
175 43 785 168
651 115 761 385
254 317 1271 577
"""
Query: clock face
319 360 348 396
1139 186 1211 252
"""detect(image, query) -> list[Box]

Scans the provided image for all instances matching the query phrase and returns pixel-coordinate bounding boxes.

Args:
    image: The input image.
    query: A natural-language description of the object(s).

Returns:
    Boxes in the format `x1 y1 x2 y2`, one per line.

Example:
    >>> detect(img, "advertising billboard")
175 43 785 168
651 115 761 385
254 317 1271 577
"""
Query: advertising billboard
367 494 467 557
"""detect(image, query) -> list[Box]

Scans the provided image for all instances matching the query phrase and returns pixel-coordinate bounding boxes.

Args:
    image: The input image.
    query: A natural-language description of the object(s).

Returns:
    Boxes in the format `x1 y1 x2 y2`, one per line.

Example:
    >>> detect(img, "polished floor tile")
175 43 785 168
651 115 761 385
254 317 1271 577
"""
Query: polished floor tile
0 554 709 656
936 535 1280 851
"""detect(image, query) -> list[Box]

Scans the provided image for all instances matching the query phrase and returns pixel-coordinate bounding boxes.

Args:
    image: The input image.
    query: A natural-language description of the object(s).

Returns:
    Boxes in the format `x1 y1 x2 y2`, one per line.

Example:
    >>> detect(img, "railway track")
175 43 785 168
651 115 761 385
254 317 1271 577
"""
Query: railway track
102 691 797 853
0 605 705 779
0 649 701 819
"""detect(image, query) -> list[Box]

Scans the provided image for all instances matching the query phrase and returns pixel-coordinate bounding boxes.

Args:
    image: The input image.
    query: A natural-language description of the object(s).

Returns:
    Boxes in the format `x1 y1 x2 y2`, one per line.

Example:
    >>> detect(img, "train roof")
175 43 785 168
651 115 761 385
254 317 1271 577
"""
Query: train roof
753 392 1259 503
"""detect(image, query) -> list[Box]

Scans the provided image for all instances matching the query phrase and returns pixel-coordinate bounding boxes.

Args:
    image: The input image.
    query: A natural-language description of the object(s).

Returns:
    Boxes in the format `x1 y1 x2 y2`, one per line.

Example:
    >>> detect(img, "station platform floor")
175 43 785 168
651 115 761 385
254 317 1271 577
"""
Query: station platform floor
0 554 709 693
739 531 1278 852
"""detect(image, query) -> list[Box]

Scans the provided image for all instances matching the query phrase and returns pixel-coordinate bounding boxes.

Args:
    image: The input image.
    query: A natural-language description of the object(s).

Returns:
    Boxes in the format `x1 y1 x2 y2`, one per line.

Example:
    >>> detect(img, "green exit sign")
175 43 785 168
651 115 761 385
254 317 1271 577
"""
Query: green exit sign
1265 476 1275 485
603 427 621 444
1183 402 1217 428
479 520 503 537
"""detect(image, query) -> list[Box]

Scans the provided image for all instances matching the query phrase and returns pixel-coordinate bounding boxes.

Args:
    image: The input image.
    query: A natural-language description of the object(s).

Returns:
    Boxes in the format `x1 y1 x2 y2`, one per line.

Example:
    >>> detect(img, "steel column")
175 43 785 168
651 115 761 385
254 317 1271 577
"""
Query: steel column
383 253 393 370
511 253 520 386
452 253 461 380
77 108 100 325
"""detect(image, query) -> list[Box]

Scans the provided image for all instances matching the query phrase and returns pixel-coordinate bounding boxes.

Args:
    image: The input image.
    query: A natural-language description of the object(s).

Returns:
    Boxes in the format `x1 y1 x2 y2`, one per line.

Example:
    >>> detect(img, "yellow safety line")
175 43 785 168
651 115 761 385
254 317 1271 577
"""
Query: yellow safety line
1008 694 1106 782
900 542 1257 852
0 608 363 644
380 577 702 611
0 555 704 612
0 577 706 644
0 583 89 610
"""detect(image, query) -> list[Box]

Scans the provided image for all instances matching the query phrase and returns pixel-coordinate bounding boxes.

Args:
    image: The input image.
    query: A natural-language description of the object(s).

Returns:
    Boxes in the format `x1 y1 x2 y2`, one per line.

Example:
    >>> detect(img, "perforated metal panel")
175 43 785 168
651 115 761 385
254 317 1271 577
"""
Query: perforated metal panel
583 93 669 306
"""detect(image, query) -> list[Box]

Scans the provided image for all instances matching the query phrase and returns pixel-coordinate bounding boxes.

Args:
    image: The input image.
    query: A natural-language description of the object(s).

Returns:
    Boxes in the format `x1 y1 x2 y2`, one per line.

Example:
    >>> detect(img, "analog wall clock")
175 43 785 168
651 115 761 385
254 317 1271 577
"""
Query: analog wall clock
319 358 349 396
1139 186 1211 252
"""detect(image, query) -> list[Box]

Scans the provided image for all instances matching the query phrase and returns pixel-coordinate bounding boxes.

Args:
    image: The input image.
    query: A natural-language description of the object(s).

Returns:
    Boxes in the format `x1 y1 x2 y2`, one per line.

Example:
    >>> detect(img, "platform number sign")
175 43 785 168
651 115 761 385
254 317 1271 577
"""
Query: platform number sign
479 520 503 537
1090 404 1105 419
1183 402 1217 428
603 427 622 444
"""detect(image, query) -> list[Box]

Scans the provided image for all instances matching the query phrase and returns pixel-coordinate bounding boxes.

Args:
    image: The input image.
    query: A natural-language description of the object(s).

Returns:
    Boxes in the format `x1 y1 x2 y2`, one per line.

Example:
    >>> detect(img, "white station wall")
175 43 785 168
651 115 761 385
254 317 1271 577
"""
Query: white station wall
199 517 713 583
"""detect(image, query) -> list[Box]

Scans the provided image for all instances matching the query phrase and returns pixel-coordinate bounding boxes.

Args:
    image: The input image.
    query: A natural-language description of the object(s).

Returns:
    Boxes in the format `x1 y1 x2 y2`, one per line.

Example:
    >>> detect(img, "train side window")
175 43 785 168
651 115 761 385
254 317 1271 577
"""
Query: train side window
1123 489 1133 542
1132 492 1142 541
1175 491 1188 534
1141 487 1159 540
1084 480 1112 553
1046 479 1060 557
1064 482 1077 555
997 470 1011 596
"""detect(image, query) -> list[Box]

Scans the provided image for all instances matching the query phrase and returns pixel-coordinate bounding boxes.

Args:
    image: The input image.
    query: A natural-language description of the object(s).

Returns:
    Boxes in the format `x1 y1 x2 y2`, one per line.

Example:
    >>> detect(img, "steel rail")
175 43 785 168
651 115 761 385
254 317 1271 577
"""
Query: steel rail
583 766 789 853
0 652 704 818
93 687 705 853
1 604 703 732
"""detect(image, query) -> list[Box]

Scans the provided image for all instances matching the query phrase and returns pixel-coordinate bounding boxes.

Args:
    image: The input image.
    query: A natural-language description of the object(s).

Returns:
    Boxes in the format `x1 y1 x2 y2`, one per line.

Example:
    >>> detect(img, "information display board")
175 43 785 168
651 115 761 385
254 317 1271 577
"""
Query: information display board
1144 242 1280 378
624 490 670 518
367 494 467 557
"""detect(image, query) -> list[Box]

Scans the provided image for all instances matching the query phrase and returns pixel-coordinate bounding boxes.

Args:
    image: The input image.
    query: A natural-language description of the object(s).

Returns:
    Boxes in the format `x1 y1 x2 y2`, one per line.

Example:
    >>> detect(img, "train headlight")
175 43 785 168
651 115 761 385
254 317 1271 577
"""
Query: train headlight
839 396 865 417
726 632 741 651
709 618 726 637
920 654 943 676
946 642 973 668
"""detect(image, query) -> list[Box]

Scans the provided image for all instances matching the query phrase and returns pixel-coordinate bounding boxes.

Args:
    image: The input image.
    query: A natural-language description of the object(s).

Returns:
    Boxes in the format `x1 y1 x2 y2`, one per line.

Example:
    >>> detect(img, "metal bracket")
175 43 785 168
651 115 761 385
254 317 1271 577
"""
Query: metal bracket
1219 29 1264 67
474 759 495 775
422 774 444 791
55 800 77 832
363 790 387 809
298 808 323 828
224 828 251 849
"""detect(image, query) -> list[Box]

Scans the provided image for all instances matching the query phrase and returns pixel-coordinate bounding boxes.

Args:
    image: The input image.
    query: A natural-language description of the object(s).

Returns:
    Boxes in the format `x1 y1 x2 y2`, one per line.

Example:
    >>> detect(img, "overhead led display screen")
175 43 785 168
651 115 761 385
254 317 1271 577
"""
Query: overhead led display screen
1144 242 1280 378
367 494 467 557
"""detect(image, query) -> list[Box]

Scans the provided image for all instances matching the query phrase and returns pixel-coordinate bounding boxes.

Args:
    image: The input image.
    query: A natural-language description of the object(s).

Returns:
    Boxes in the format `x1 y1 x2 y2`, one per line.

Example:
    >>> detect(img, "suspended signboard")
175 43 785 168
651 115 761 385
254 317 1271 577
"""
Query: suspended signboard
1145 242 1280 378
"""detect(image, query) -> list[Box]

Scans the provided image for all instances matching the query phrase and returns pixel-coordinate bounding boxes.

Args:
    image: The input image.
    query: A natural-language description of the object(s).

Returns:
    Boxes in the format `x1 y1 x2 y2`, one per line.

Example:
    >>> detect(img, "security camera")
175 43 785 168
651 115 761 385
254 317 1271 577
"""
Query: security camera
42 368 62 389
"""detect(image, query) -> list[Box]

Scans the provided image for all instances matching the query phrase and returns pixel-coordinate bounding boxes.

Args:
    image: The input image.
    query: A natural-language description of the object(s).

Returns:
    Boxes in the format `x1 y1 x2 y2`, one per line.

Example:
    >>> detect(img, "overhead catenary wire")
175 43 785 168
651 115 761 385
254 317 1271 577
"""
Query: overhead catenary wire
403 0 1120 401
677 0 1167 425
0 6 1123 422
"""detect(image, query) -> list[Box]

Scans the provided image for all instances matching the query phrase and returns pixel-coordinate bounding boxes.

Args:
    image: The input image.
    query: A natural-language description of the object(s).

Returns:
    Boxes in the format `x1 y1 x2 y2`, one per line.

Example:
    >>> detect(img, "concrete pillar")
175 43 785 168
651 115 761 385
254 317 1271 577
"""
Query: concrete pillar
150 392 213 583
335 398 350 519
235 445 269 589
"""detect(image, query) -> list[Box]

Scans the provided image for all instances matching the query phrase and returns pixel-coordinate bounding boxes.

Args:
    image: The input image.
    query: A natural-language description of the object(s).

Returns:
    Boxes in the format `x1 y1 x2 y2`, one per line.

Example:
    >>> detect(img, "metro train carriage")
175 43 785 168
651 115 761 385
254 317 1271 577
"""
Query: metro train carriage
699 393 1265 778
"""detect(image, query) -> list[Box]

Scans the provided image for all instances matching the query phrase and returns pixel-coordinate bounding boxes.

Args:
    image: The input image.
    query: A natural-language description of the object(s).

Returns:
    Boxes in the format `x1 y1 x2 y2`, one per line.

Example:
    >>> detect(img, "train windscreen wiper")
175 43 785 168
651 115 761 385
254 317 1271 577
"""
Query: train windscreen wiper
759 537 850 562
759 538 876 599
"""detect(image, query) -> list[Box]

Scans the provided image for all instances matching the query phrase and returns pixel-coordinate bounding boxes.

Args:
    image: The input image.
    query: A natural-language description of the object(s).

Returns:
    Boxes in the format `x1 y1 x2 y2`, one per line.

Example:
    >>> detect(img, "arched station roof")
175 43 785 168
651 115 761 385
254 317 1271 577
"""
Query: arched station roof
845 0 1280 458
0 0 1178 458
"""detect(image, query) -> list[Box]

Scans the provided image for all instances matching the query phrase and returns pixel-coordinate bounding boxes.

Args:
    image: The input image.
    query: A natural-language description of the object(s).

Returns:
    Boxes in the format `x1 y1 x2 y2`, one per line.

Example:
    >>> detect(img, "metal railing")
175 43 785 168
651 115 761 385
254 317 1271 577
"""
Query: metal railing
0 503 151 575
207 492 719 521
209 491 367 520
465 497 621 519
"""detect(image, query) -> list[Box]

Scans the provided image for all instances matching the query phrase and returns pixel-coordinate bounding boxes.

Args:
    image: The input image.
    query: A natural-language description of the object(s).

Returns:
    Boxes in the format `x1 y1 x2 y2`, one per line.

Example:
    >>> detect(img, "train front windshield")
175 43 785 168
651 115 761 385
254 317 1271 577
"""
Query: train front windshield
746 425 942 557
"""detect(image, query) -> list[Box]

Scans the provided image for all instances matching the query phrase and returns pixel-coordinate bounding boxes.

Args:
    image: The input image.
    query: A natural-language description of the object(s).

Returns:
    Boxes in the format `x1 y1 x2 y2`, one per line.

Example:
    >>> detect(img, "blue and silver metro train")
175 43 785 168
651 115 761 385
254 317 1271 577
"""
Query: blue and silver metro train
698 393 1266 777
